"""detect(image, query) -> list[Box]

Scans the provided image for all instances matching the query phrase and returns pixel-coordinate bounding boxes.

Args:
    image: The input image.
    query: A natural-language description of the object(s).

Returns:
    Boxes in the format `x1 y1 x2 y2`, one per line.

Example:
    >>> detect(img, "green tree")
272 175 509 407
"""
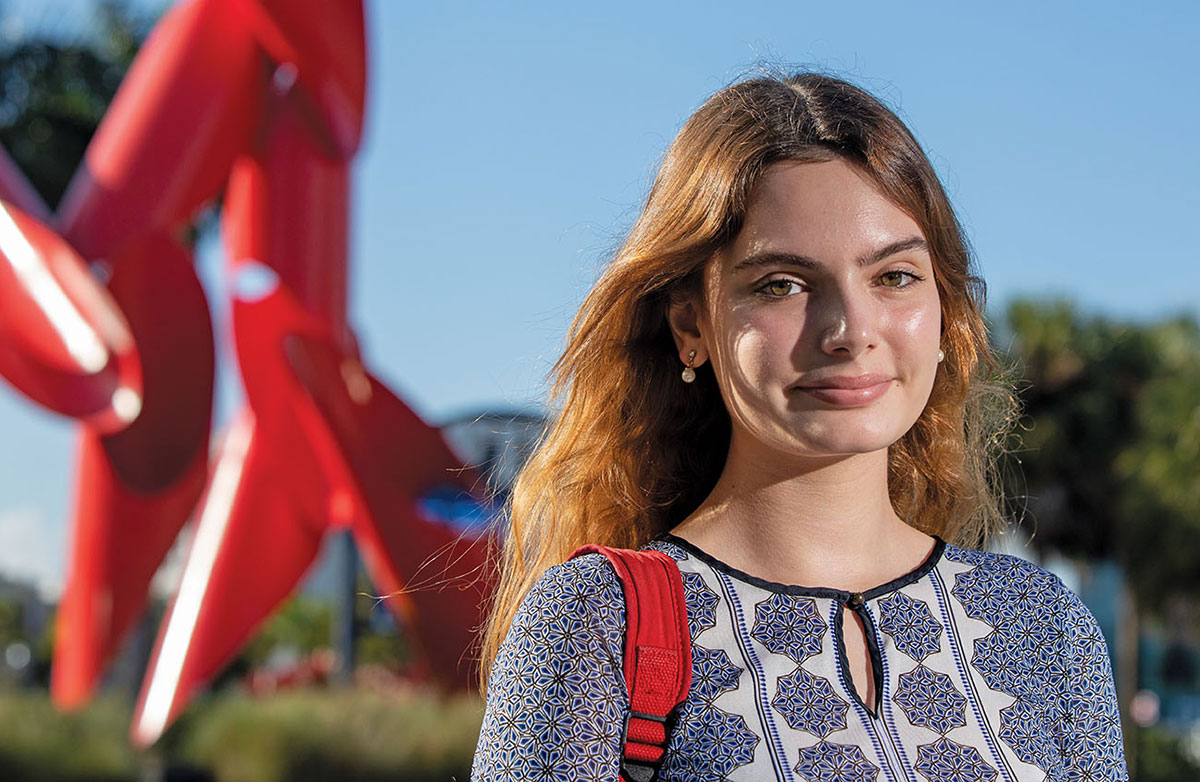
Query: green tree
998 300 1200 607
241 596 334 670
0 0 152 208
1113 317 1200 606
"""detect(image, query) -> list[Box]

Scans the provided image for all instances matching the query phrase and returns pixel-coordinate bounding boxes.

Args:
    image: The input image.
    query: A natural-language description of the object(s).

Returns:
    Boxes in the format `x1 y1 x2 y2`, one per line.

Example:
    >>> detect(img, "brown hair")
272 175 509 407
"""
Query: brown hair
480 72 1015 686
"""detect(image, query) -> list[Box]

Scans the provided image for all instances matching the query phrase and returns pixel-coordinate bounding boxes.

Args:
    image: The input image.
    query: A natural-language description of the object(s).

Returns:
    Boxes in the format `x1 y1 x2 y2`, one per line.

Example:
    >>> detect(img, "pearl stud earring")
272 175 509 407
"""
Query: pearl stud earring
681 350 697 383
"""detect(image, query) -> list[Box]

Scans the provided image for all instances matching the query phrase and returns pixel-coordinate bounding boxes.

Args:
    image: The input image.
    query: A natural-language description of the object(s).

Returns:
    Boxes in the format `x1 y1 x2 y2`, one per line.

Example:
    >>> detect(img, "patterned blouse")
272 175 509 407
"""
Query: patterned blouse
473 534 1128 781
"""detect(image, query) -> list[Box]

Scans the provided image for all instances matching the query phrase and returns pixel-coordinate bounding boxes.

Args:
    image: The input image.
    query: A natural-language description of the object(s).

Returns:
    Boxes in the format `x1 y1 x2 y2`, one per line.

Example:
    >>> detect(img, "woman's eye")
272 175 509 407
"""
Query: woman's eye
757 278 803 297
879 270 922 288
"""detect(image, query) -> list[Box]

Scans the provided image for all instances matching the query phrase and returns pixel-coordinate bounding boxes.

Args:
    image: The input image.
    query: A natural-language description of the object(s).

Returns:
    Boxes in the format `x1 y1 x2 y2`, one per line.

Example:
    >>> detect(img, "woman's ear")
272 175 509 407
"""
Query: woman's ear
666 295 709 367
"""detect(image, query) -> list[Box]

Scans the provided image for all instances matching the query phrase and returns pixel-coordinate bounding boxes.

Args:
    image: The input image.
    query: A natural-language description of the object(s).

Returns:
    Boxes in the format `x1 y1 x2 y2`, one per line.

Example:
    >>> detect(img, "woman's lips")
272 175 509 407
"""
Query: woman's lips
794 375 894 406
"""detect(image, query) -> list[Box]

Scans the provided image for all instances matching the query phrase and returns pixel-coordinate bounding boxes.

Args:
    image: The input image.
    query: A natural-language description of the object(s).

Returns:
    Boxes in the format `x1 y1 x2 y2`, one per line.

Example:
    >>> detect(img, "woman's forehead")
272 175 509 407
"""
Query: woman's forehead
726 159 927 268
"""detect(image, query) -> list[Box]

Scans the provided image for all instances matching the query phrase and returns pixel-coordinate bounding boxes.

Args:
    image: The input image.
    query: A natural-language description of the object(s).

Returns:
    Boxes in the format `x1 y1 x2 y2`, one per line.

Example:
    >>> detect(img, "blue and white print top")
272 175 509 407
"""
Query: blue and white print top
473 535 1128 781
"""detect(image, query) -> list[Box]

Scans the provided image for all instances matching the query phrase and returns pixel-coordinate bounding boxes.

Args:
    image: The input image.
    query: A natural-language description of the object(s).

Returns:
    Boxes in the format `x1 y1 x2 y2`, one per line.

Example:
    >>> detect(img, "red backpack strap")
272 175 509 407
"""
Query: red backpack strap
570 545 691 782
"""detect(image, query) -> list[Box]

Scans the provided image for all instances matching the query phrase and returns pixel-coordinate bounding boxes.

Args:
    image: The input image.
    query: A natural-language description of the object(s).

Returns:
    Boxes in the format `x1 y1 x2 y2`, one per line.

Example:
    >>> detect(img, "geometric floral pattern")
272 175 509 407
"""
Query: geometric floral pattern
795 740 880 781
893 664 966 735
751 593 826 663
999 696 1059 773
877 591 943 662
971 627 1031 697
647 539 690 562
472 539 1129 781
659 702 759 780
772 666 849 738
682 571 719 639
689 644 742 703
913 737 998 781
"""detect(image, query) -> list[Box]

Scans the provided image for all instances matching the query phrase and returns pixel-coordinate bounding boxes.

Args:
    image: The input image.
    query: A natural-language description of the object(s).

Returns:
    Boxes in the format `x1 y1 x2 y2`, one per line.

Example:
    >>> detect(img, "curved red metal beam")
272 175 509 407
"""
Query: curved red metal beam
0 200 142 430
51 229 213 708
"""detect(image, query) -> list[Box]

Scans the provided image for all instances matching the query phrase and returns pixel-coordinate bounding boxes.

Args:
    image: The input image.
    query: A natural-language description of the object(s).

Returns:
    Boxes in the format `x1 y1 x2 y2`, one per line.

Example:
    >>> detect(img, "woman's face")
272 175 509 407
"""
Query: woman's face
672 158 942 463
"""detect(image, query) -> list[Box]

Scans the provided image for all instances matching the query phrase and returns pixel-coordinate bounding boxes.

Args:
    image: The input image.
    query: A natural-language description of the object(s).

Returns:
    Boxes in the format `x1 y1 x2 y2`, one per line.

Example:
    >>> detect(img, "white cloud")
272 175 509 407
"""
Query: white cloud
0 506 65 600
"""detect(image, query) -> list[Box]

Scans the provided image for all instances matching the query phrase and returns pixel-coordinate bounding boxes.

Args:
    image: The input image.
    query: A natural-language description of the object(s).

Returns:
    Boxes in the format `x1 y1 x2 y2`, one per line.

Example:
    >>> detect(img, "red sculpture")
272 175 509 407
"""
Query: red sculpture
0 0 495 746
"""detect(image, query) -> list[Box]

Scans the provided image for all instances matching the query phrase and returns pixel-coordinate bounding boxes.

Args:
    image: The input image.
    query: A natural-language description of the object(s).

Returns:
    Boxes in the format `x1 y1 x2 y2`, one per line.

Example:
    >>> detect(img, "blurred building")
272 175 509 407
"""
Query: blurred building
440 408 546 498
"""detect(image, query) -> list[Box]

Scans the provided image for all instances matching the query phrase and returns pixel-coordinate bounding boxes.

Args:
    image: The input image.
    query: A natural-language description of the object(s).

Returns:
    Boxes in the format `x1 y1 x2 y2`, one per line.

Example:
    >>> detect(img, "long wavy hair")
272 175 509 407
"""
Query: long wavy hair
480 72 1015 685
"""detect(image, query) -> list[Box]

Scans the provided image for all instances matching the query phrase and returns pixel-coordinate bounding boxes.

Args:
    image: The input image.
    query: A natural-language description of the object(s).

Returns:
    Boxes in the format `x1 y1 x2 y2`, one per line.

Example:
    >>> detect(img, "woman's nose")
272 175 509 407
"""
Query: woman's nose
817 287 877 357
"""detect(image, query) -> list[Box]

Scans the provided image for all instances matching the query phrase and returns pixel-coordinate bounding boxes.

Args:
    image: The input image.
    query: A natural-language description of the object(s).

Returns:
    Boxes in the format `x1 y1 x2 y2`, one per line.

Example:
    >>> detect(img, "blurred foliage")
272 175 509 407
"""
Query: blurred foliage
1132 726 1200 781
357 630 407 669
241 595 333 670
0 687 484 781
1115 319 1200 605
0 599 21 644
998 300 1200 608
169 687 483 782
0 692 138 781
0 0 152 208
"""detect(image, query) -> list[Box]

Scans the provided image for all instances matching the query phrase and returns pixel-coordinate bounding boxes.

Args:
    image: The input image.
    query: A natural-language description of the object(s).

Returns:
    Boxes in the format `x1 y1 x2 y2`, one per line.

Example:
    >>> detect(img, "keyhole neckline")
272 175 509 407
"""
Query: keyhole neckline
657 533 946 602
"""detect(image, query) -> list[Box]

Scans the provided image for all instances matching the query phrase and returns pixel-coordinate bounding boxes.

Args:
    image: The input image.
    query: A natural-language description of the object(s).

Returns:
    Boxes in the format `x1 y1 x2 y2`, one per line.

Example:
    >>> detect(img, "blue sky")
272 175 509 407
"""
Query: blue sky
0 0 1197 596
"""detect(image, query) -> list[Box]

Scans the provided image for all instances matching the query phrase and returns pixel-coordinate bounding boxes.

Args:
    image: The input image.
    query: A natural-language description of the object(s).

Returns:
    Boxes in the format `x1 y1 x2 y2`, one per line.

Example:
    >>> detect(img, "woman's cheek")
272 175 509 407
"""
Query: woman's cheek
730 315 791 386
887 295 941 351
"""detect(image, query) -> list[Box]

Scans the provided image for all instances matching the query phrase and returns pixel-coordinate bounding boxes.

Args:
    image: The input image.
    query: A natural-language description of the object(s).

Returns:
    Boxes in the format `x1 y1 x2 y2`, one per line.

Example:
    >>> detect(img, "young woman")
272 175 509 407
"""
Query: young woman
472 73 1127 781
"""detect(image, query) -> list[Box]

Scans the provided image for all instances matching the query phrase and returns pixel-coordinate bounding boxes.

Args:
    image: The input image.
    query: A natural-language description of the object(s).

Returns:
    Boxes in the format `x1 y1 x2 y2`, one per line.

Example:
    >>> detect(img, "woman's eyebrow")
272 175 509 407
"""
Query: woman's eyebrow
860 237 929 267
732 237 929 272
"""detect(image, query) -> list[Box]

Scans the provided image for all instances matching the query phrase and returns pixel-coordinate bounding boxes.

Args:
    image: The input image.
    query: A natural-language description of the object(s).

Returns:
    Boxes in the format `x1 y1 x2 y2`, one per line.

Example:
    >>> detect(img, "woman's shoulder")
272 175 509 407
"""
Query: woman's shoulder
476 554 632 777
530 551 626 599
940 541 1102 637
509 553 628 640
942 540 1065 584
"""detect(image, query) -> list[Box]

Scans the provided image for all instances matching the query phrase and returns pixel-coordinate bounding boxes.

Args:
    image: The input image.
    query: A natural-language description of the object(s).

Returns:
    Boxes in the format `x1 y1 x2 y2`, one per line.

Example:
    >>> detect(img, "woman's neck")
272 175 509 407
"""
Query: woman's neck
670 439 934 592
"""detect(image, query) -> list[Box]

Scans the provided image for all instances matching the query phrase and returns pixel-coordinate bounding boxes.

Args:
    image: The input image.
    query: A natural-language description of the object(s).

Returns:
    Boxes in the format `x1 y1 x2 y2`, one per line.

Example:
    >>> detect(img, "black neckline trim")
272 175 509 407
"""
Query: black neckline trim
832 600 885 718
657 533 946 601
